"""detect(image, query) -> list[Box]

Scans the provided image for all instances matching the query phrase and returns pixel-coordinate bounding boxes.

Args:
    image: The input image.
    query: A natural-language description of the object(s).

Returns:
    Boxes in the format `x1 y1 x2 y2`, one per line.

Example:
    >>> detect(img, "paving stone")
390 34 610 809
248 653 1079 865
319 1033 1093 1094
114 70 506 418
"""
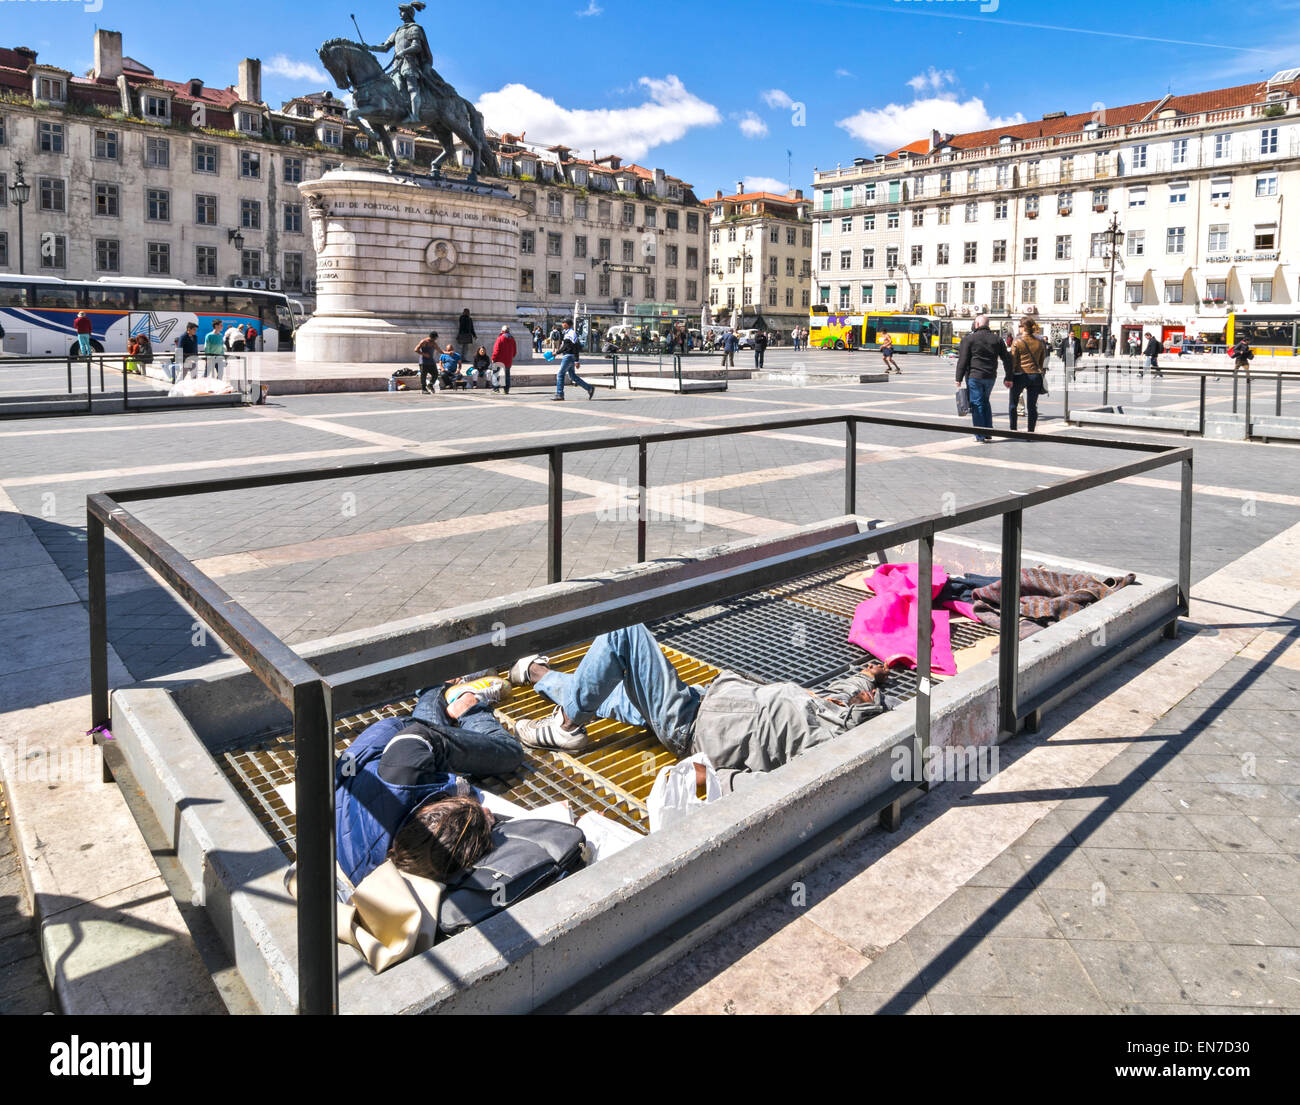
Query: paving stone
1070 940 1190 1004
988 937 1106 1011
1038 888 1145 941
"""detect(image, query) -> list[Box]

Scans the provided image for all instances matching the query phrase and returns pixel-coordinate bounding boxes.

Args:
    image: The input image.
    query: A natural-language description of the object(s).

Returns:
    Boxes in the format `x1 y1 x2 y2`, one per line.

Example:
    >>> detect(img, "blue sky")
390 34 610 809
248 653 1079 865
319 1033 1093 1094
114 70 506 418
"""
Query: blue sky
12 0 1300 195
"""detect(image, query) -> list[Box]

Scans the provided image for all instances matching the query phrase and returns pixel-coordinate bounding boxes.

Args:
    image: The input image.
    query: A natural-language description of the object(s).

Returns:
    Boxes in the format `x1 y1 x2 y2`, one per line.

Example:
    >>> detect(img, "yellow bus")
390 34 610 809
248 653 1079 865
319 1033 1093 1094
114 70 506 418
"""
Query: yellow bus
808 308 949 353
1224 313 1299 356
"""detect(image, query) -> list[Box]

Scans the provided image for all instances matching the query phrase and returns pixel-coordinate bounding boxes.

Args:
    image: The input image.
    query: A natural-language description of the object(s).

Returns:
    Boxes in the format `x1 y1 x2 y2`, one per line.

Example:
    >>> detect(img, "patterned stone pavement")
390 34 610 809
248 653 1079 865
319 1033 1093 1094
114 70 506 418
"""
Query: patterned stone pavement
1 346 1298 1013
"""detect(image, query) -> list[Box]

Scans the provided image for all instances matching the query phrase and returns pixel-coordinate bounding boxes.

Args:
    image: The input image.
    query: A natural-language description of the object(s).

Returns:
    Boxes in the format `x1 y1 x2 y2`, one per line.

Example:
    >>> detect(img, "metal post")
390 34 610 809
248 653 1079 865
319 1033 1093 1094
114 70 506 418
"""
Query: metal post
1198 376 1206 437
637 438 648 563
1176 455 1193 622
998 509 1023 738
1277 374 1284 418
1063 353 1070 424
1102 364 1109 406
914 532 934 787
88 512 109 730
1244 368 1252 436
292 678 338 1016
123 355 129 410
547 447 563 584
1232 367 1239 413
844 419 858 516
86 359 93 413
66 356 72 395
99 356 105 393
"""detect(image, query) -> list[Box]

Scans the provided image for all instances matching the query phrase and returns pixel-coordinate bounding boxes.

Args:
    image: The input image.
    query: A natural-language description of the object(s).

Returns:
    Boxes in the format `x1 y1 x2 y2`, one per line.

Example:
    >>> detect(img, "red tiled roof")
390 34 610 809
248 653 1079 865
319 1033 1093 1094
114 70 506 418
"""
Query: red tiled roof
707 191 799 206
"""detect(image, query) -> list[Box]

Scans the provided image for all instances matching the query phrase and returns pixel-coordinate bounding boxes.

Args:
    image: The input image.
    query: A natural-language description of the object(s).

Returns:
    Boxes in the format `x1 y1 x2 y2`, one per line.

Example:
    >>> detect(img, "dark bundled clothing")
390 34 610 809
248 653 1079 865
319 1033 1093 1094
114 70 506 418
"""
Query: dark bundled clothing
970 569 1137 637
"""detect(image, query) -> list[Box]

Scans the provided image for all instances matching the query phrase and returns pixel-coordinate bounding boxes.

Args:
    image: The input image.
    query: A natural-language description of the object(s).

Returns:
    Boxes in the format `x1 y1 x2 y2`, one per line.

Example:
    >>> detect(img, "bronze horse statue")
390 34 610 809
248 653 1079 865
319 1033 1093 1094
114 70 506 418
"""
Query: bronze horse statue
318 38 498 179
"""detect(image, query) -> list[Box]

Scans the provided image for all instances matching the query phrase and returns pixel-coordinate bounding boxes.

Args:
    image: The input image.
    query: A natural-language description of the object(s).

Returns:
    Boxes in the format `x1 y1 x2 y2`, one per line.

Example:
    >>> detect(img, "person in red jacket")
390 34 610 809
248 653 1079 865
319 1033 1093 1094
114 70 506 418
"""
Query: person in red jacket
491 325 517 395
74 311 94 358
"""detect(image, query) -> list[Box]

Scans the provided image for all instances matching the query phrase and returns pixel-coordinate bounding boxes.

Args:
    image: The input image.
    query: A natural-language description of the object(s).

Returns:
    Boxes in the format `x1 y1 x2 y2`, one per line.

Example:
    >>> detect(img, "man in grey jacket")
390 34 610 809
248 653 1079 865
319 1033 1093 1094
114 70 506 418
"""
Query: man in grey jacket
508 625 891 790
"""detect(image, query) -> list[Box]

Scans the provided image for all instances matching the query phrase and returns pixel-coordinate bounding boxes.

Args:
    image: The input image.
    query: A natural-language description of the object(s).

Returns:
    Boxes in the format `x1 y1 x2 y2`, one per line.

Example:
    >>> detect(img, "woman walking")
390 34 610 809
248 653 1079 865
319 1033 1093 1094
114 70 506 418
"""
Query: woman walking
1006 316 1048 433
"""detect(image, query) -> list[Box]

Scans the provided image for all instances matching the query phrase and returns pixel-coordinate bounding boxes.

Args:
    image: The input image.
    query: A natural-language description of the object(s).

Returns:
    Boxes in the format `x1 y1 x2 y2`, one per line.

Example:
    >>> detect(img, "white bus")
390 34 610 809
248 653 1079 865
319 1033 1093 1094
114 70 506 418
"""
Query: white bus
0 274 305 357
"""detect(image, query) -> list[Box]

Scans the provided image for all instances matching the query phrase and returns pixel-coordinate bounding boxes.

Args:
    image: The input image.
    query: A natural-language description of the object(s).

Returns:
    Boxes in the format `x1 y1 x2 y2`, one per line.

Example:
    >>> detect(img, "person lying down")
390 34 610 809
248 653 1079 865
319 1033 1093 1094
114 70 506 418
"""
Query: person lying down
506 623 895 792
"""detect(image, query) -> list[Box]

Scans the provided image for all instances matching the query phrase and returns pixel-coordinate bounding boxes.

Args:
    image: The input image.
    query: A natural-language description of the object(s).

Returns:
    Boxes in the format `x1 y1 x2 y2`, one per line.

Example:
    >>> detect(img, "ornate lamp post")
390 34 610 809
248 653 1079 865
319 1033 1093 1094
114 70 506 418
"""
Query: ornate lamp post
8 160 32 274
1103 212 1123 353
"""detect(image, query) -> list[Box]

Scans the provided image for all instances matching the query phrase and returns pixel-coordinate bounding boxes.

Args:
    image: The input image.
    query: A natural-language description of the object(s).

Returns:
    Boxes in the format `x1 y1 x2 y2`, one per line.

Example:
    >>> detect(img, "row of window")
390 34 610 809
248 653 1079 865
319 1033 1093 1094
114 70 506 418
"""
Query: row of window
819 276 1279 312
27 123 330 181
517 269 698 301
519 191 700 232
0 231 304 286
818 126 1289 208
7 176 306 233
817 224 1278 272
710 225 815 247
708 286 813 308
518 230 699 267
819 174 1278 238
710 256 813 278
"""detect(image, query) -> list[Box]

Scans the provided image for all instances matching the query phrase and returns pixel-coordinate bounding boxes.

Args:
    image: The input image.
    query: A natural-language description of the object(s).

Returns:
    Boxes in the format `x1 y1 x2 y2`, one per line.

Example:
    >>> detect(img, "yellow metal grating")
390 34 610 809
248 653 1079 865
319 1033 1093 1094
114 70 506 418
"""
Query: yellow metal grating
221 644 719 862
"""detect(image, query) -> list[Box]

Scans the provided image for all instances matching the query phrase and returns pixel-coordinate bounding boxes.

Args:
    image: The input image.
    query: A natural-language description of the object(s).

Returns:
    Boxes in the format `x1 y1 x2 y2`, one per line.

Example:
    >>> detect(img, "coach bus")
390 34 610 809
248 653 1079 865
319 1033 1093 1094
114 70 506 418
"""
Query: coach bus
0 274 305 357
808 306 949 353
1224 312 1300 356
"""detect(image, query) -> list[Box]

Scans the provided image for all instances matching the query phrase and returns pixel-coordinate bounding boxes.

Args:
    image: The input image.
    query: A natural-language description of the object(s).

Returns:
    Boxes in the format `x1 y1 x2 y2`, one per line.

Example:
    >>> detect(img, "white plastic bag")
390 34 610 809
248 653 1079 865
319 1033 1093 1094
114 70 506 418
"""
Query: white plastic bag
647 753 722 833
576 812 642 862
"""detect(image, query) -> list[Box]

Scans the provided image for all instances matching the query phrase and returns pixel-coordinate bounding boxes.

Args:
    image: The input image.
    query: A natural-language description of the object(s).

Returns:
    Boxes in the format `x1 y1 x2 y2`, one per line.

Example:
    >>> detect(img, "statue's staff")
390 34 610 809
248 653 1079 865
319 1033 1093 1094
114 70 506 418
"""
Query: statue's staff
353 11 398 73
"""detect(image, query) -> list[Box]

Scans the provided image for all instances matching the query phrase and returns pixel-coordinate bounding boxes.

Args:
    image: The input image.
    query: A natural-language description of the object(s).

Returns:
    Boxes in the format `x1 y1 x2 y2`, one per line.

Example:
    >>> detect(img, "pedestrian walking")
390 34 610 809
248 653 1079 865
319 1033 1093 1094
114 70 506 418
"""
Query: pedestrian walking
753 329 768 370
553 318 595 401
177 321 199 382
1006 316 1048 434
1144 332 1163 378
492 325 517 395
955 313 1012 443
416 331 439 393
721 329 738 367
457 308 477 360
880 333 900 374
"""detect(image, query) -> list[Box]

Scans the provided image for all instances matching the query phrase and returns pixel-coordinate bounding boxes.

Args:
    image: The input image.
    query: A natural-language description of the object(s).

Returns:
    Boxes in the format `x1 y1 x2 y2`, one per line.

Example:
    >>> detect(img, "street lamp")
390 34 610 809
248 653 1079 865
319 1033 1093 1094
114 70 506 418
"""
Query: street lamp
228 228 245 252
8 160 31 274
1102 211 1123 353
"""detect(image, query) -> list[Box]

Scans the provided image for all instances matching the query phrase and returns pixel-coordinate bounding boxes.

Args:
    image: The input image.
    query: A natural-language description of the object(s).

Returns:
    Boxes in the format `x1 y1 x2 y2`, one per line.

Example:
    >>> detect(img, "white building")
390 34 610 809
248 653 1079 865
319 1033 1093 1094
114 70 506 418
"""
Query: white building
812 71 1300 347
705 184 812 333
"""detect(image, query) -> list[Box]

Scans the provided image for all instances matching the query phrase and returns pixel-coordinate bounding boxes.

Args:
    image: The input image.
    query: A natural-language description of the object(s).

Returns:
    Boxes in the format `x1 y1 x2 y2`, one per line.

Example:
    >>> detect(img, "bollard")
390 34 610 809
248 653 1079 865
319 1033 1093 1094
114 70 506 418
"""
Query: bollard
1102 364 1109 407
1277 374 1283 418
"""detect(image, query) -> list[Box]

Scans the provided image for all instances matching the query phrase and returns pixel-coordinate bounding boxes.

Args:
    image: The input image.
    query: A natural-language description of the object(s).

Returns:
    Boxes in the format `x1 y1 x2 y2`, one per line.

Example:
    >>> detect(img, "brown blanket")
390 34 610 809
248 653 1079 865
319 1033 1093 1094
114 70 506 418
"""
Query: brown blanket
972 568 1136 635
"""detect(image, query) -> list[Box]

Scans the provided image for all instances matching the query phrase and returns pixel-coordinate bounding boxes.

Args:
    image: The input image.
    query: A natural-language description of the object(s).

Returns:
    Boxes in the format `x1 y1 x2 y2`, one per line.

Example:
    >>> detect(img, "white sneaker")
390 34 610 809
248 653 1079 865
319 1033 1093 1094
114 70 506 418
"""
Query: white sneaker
515 707 589 751
508 653 549 686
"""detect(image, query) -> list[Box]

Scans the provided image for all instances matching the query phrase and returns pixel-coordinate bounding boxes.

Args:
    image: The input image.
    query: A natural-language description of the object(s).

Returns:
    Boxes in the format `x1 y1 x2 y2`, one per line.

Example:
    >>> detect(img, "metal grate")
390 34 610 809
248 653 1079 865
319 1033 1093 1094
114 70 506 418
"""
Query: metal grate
218 558 1010 862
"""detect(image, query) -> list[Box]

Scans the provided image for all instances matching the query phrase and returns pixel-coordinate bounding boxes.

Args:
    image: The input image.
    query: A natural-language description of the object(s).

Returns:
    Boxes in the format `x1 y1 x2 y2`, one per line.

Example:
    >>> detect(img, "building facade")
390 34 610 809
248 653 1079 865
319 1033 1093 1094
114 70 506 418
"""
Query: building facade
812 71 1300 346
0 29 709 334
705 185 812 333
494 135 709 330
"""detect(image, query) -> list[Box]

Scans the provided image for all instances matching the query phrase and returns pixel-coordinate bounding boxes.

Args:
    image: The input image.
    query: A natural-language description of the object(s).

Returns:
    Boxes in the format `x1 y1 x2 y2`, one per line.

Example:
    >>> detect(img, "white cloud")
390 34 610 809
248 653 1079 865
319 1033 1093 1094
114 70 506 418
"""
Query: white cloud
761 88 793 109
906 67 955 94
738 111 768 138
744 175 789 195
264 54 328 83
576 0 603 15
476 76 720 160
834 68 854 78
837 95 1024 152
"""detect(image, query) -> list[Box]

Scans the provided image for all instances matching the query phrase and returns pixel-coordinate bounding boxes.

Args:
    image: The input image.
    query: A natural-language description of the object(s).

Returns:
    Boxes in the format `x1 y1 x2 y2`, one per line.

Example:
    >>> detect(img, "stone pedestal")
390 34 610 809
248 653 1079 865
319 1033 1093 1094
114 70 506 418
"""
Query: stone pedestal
294 170 528 364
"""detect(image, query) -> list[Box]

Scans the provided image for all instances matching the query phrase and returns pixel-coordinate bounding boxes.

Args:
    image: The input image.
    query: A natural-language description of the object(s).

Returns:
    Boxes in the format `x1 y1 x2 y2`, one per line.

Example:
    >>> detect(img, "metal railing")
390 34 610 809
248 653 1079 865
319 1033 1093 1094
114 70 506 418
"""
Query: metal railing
1062 360 1300 438
0 353 248 418
86 412 1193 1014
608 352 731 392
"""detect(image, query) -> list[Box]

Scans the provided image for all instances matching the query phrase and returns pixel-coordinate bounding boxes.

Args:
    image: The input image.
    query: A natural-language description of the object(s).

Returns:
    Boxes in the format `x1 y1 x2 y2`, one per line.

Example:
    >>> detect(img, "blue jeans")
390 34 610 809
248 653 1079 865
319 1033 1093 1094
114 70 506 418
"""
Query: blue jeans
536 625 700 757
967 376 994 440
556 354 591 397
409 687 523 777
77 334 92 357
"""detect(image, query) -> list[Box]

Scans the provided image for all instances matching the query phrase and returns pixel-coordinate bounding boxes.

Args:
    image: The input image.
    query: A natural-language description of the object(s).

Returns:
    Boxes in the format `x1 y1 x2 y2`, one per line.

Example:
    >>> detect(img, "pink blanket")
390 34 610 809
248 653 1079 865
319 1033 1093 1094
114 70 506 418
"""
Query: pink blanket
847 563 978 676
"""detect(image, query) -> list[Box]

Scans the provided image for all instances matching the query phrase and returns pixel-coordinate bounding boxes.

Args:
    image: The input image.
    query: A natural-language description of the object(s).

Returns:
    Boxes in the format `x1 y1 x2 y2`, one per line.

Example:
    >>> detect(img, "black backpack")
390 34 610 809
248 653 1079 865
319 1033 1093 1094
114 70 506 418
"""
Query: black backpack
438 817 587 937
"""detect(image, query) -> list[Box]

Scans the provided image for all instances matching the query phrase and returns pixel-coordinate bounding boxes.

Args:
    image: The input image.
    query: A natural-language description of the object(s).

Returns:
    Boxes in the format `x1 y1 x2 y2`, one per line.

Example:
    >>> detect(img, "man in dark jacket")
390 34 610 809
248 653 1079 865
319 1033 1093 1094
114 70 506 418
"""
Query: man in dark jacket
1144 333 1163 378
955 314 1012 442
721 329 738 367
753 329 768 369
457 308 477 359
176 322 199 381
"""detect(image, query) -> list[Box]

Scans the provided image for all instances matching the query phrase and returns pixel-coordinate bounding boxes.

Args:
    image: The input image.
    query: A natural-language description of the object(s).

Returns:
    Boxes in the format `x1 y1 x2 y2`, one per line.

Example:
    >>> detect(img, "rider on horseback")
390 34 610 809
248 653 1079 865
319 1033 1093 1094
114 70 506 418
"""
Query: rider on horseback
364 2 436 126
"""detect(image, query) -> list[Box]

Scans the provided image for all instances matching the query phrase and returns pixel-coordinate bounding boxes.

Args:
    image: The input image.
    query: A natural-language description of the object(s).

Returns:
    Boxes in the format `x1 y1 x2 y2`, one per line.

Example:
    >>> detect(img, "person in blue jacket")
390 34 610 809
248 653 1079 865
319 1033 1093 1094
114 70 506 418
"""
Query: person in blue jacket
334 679 522 886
